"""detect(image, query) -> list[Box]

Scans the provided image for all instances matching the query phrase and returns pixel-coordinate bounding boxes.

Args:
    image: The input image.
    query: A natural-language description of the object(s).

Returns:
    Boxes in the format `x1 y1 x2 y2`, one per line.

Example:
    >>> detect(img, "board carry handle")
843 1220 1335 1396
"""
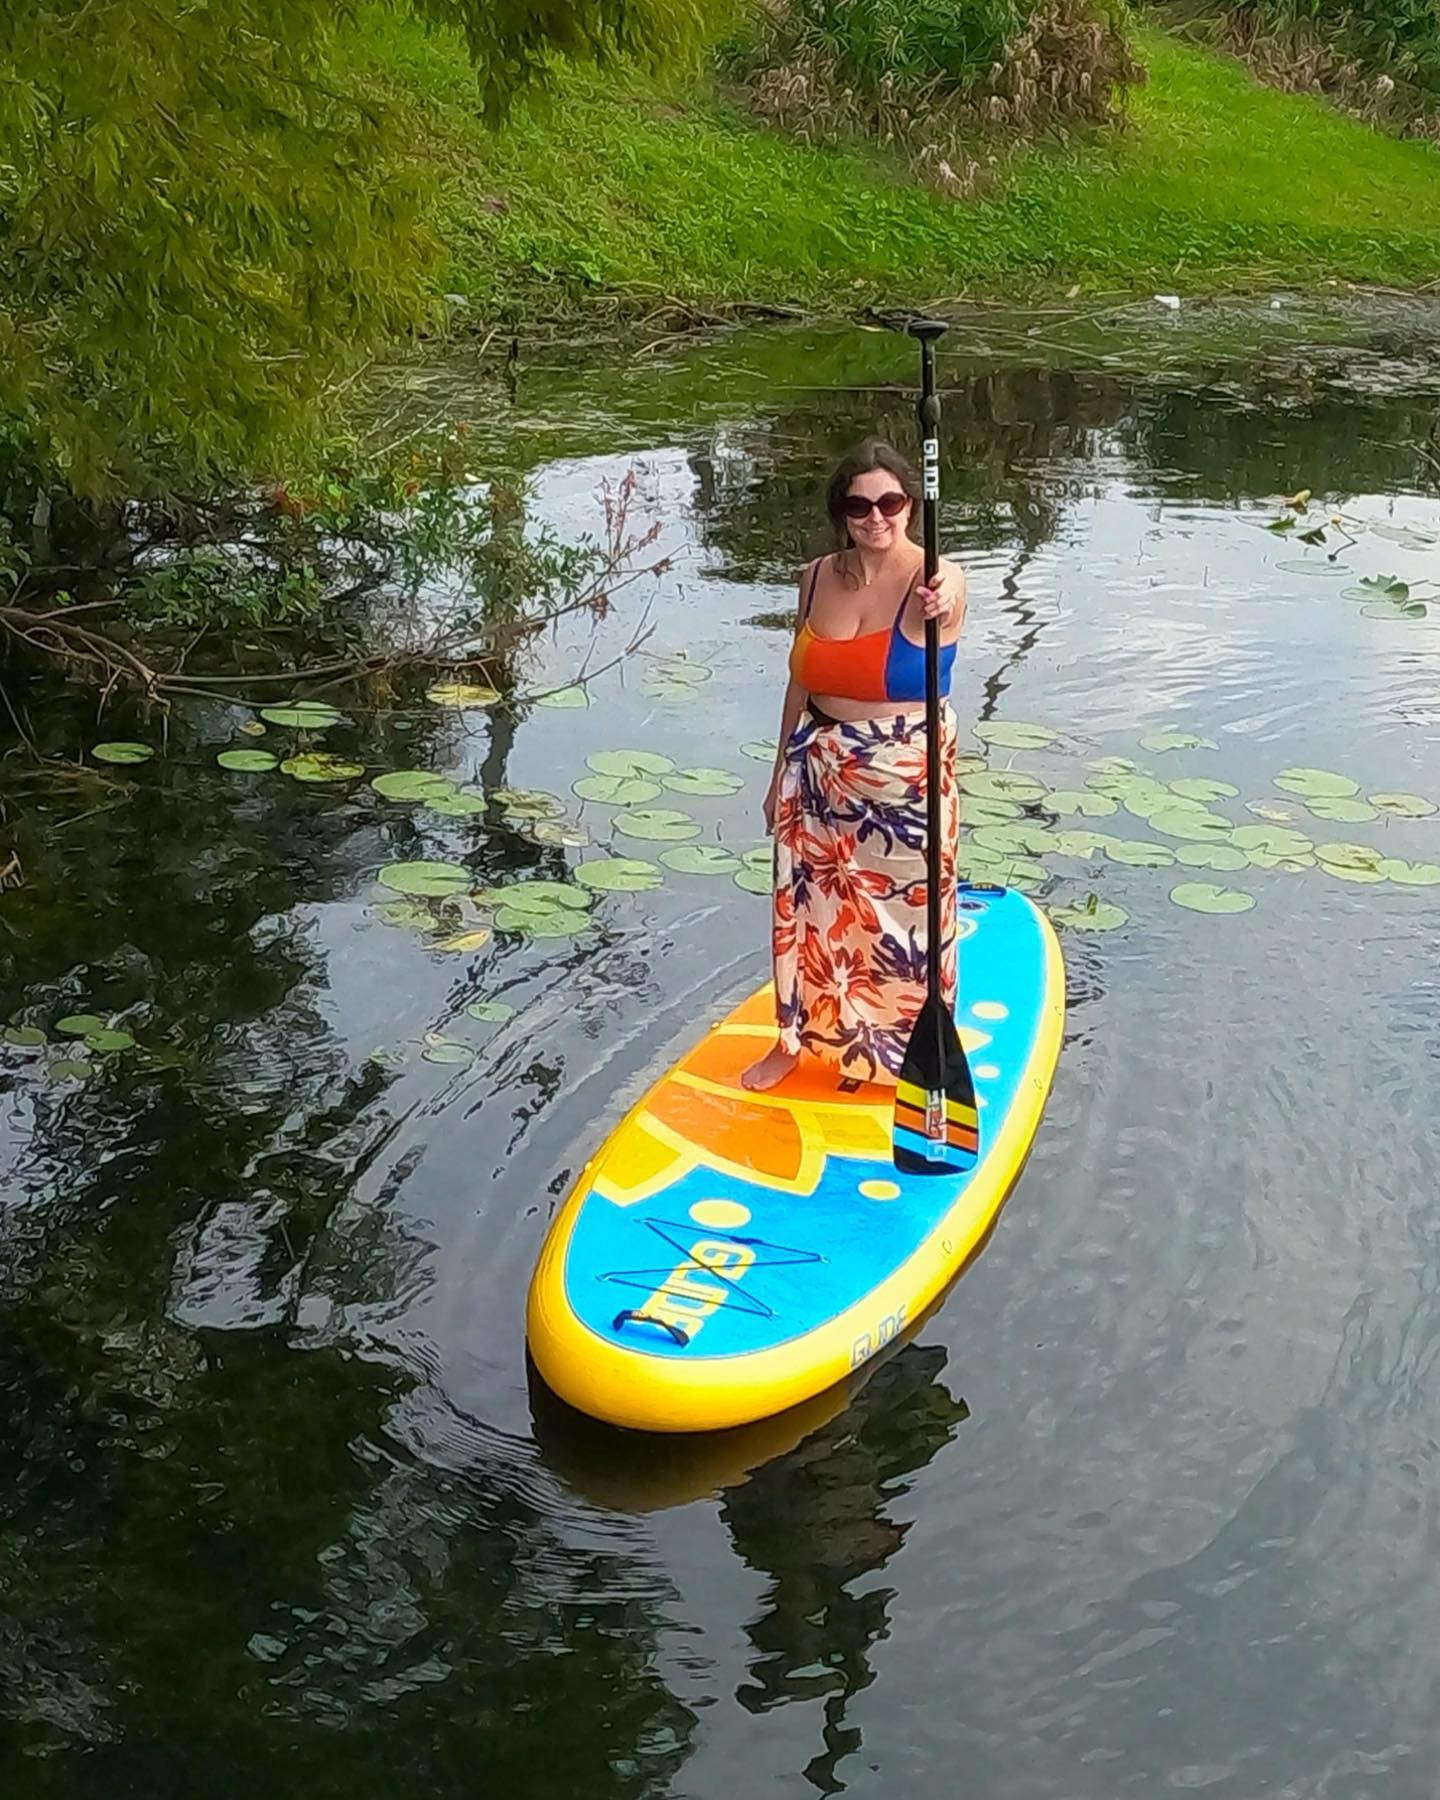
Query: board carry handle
612 1309 690 1347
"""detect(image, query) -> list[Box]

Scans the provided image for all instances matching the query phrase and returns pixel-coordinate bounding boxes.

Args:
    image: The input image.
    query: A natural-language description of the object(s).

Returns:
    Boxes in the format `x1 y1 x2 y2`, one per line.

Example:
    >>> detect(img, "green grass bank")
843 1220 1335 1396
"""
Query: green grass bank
359 16 1440 317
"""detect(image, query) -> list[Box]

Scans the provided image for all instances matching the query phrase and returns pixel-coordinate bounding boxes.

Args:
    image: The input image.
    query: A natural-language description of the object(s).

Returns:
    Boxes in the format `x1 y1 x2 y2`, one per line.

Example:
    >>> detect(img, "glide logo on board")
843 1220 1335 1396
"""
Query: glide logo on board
635 1238 756 1342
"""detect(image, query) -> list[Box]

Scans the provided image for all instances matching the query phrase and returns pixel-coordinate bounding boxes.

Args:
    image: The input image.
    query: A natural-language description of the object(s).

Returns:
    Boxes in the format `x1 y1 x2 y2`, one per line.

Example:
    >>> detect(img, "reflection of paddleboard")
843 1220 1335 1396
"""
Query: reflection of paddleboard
527 1305 956 1513
526 885 1064 1434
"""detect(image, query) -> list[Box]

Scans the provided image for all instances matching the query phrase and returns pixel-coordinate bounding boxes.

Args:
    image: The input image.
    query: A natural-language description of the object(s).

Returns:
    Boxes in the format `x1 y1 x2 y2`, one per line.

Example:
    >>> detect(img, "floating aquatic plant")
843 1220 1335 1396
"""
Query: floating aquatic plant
217 749 278 773
377 861 470 897
91 742 154 765
614 808 701 842
260 700 342 729
574 857 664 893
1170 882 1256 914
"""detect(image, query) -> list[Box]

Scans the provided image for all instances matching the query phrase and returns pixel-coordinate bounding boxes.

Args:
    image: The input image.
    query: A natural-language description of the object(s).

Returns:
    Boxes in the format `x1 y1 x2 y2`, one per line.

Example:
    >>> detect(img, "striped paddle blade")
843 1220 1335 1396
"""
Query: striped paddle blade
894 992 979 1176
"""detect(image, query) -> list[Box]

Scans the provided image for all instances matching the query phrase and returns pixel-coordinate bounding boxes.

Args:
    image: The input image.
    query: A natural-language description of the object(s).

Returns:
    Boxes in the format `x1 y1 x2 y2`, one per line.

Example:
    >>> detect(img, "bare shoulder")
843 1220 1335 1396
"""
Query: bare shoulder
795 552 832 616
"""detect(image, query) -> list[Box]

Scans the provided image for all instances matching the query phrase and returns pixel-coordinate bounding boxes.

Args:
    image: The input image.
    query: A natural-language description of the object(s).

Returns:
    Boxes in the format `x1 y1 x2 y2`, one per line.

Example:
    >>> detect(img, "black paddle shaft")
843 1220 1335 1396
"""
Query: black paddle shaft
909 319 947 1020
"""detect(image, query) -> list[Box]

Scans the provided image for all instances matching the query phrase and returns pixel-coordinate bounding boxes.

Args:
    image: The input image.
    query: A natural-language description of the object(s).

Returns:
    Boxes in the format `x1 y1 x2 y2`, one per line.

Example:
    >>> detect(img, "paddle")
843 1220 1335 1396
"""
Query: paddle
893 319 979 1176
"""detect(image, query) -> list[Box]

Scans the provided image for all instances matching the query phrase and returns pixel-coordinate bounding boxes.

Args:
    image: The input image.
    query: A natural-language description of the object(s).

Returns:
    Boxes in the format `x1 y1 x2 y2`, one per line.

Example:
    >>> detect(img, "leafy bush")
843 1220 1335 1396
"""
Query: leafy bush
1162 0 1440 129
721 0 1144 188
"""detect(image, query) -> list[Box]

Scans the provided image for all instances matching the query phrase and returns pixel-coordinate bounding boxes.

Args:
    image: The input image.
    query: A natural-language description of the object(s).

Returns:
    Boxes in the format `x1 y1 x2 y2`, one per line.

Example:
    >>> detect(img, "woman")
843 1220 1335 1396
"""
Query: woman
743 439 966 1093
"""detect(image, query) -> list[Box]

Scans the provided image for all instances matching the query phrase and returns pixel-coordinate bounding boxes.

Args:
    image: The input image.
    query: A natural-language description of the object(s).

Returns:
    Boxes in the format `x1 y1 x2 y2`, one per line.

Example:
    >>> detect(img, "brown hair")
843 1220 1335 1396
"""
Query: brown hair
825 439 920 551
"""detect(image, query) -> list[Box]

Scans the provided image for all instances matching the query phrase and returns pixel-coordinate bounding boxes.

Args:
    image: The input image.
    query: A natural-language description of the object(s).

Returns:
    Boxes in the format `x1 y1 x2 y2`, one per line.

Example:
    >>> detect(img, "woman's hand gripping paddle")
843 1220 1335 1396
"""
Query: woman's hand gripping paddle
894 319 979 1177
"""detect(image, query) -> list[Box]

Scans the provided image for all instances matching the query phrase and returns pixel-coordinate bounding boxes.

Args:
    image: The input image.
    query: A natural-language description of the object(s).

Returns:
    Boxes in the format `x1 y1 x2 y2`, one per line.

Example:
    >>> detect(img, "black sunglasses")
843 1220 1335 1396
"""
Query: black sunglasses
838 490 910 521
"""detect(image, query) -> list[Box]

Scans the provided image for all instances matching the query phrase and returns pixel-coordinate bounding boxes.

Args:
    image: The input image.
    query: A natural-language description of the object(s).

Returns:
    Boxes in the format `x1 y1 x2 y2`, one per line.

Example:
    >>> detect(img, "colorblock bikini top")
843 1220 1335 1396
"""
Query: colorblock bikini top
788 558 956 704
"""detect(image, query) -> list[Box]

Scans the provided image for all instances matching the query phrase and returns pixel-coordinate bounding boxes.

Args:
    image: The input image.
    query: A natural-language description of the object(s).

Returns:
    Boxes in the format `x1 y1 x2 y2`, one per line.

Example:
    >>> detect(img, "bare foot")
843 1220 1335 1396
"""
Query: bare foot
741 1042 799 1092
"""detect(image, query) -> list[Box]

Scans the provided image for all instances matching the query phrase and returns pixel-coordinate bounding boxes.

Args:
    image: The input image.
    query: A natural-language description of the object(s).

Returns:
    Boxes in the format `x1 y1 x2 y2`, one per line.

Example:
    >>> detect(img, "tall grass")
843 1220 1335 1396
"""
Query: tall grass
1163 0 1440 134
719 0 1143 190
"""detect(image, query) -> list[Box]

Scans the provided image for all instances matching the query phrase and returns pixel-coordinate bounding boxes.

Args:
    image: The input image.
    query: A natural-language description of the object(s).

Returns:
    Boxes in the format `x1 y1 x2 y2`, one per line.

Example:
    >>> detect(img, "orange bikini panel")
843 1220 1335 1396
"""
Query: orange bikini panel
789 623 892 704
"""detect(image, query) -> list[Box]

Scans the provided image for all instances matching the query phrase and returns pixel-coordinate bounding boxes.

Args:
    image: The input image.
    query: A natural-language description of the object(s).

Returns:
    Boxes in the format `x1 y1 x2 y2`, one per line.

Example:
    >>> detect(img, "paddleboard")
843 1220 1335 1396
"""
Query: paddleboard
526 883 1064 1434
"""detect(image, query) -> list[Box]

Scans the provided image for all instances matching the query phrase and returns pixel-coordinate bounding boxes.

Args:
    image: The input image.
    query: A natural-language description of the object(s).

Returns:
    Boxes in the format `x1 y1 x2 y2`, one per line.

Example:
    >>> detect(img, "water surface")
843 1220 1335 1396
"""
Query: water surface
4 297 1440 1797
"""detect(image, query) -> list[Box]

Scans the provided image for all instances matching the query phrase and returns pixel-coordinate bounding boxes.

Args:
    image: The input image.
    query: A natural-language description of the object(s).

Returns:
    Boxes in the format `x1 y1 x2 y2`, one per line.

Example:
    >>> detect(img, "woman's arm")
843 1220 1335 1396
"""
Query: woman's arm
763 566 814 832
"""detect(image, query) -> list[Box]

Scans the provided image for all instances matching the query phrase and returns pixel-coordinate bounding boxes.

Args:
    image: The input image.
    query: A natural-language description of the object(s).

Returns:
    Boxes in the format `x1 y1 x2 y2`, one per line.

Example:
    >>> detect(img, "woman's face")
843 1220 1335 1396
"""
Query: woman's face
845 468 912 552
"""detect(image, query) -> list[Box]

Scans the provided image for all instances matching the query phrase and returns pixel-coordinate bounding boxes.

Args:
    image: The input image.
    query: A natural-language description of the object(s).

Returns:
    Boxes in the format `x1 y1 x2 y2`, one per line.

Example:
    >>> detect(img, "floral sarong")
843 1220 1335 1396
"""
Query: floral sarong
771 706 958 1085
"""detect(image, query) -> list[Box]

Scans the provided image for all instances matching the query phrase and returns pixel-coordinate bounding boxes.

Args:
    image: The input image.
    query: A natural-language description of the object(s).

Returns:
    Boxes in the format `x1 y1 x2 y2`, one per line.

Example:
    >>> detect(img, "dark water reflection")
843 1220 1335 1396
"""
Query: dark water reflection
4 298 1440 1796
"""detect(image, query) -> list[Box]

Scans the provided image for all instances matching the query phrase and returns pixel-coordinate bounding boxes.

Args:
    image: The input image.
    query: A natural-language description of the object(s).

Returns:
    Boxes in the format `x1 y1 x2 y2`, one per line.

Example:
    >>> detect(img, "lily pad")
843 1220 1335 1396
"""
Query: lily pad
972 824 1042 857
1304 796 1377 824
647 656 710 684
741 740 778 762
987 855 1049 886
1322 863 1385 884
422 1037 475 1066
377 861 470 897
973 721 1057 750
534 685 590 710
960 771 1047 805
659 845 740 876
426 682 500 708
573 774 663 807
260 701 343 730
91 742 154 765
1048 899 1128 932
1378 858 1440 886
84 1029 135 1054
1105 841 1175 868
1232 823 1314 857
585 750 676 779
1040 789 1118 819
574 857 664 893
1175 843 1250 871
740 846 772 870
614 808 701 842
1170 882 1256 915
959 796 1026 826
282 754 363 783
1342 575 1410 603
1139 730 1217 753
1361 599 1427 621
663 768 746 798
1169 777 1239 803
1369 524 1436 549
239 719 268 737
434 929 492 953
1245 851 1316 873
1147 808 1234 843
1314 842 1383 871
423 791 488 817
1087 757 1138 775
1246 800 1296 823
1369 793 1437 818
954 850 1004 882
1273 767 1359 799
3 1025 46 1048
1123 788 1198 821
372 769 454 801
56 1014 106 1036
373 900 434 929
475 880 592 914
217 749 279 773
493 906 591 938
466 1000 517 1022
48 1058 93 1083
734 865 773 894
1273 559 1350 577
528 819 591 848
493 789 565 819
1047 829 1117 859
